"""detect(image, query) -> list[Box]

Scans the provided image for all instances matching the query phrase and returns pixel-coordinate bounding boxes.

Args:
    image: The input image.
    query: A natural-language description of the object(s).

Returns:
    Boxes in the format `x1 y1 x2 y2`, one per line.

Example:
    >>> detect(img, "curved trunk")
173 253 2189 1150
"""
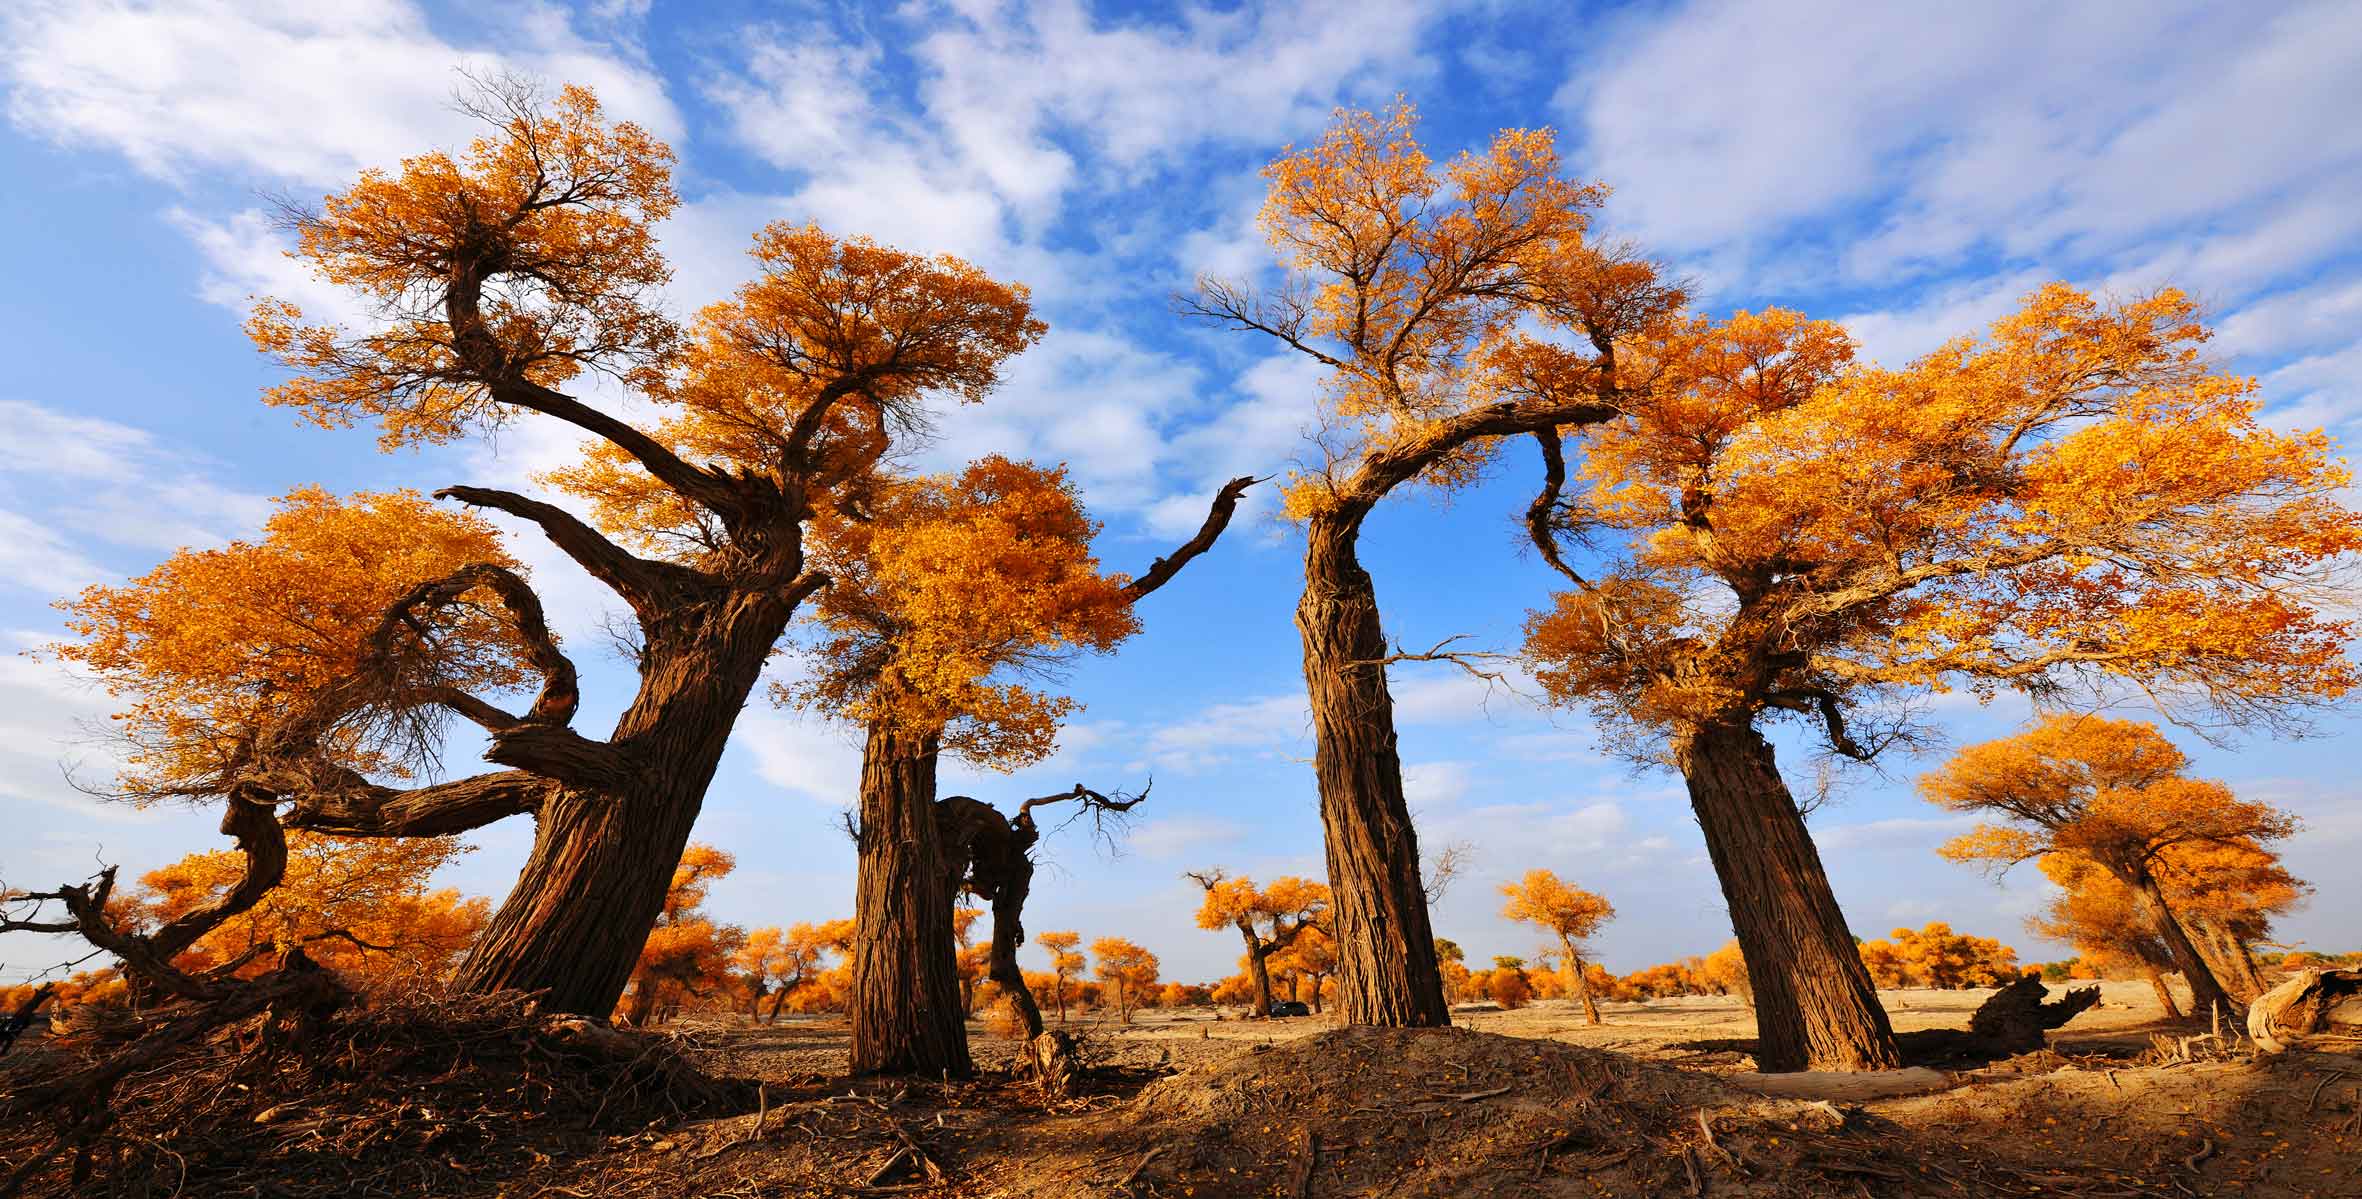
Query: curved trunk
984 869 1046 1041
1675 720 1899 1072
848 721 971 1077
1298 519 1450 1027
454 596 790 1016
2124 870 2240 1022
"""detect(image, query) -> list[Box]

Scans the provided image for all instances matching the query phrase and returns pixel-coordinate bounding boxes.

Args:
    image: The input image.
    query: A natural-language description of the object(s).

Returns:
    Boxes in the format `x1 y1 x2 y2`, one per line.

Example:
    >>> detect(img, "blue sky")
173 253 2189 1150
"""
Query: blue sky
3 0 2359 988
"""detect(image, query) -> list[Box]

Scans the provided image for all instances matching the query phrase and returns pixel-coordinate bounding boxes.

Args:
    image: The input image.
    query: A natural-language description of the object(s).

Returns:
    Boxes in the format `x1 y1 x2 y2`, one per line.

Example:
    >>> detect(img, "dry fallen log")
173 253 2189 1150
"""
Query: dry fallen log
1892 974 2100 1066
2247 968 2362 1053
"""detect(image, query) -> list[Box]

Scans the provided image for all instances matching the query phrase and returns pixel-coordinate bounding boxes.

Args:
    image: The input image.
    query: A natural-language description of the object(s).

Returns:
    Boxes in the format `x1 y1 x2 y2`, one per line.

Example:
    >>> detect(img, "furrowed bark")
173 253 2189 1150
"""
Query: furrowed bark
2184 914 2269 1005
1675 719 1900 1072
2125 871 2241 1022
847 720 971 1077
451 591 794 1015
1300 517 1450 1027
1244 927 1277 1017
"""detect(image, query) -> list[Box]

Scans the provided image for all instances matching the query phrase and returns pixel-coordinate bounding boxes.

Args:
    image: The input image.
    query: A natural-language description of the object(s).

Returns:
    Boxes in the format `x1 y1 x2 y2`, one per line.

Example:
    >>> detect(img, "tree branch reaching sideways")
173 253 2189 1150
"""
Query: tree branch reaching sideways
435 485 706 610
1123 477 1260 603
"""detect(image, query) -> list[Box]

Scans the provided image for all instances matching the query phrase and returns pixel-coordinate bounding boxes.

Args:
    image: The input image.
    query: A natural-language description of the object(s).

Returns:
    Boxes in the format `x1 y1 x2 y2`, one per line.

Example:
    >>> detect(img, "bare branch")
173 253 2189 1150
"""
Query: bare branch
1122 476 1259 603
1422 840 1476 905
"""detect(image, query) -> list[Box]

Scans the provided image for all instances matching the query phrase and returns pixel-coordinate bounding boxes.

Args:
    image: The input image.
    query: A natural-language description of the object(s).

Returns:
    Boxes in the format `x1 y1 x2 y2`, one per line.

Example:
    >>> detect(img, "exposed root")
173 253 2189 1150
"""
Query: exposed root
0 988 752 1198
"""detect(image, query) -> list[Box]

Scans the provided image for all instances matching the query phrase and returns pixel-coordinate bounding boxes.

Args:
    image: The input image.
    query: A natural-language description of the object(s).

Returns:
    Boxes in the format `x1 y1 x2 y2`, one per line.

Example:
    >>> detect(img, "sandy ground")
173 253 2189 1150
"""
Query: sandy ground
589 979 2358 1197
717 978 2196 1080
15 979 2356 1197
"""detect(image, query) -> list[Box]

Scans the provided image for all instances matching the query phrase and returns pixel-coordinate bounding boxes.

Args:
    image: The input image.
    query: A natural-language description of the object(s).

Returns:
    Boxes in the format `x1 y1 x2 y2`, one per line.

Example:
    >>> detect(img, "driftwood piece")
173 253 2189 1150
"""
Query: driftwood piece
1894 975 2101 1065
2248 968 2362 1053
1968 975 2102 1049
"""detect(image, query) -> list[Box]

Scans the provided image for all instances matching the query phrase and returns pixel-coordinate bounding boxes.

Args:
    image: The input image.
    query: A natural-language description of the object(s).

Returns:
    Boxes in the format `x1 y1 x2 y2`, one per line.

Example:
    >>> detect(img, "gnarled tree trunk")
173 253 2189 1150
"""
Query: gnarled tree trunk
1675 720 1900 1072
454 601 786 1016
848 721 971 1077
2185 914 2268 1004
1299 519 1449 1027
2125 871 2240 1022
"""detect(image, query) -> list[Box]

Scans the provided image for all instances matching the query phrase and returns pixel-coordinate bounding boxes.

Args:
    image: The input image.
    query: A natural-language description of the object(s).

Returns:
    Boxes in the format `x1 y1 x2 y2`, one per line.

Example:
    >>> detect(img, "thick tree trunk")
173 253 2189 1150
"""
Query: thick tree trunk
2141 963 2184 1019
2185 915 2269 1004
454 780 707 1015
1297 519 1450 1027
848 721 972 1077
1675 720 1900 1072
1244 933 1276 1017
766 986 791 1023
2125 871 2240 1021
454 599 790 1016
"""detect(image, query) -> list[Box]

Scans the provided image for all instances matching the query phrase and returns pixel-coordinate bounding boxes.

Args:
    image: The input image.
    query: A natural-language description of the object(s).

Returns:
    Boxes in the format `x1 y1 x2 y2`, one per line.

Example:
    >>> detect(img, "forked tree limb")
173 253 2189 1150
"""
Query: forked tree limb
436 485 707 610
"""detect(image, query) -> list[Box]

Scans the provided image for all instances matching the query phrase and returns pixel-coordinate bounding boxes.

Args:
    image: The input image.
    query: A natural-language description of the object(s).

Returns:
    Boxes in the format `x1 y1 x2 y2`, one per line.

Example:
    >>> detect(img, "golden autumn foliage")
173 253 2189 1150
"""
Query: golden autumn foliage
542 223 1047 563
1853 923 2021 990
1524 285 2362 759
1191 875 1330 944
127 832 487 990
1035 929 1085 1023
1269 925 1339 1011
1500 868 1614 1021
1201 101 1640 518
735 919 855 1021
249 84 680 446
619 843 746 1025
1926 716 2299 878
1927 715 2299 1014
52 487 526 800
775 457 1139 765
1700 940 1752 1005
1090 936 1159 1023
1617 958 1709 1000
1499 870 1614 956
212 76 1059 1020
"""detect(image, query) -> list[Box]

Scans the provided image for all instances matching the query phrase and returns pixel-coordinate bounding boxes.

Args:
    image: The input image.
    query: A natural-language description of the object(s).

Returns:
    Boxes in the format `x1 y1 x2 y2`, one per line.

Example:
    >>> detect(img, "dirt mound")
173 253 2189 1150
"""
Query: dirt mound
1078 1025 2144 1197
0 988 756 1198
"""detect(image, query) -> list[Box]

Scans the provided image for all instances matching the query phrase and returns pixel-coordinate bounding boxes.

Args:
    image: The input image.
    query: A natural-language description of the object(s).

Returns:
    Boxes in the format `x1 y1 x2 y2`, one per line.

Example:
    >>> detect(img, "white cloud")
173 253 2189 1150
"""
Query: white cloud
2 0 679 188
1837 270 2052 367
1124 813 1251 862
2259 341 2362 434
735 709 865 809
0 510 103 598
1565 0 2362 302
1138 691 1310 773
1391 664 1540 726
1813 813 1980 854
2217 276 2362 360
0 400 271 594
